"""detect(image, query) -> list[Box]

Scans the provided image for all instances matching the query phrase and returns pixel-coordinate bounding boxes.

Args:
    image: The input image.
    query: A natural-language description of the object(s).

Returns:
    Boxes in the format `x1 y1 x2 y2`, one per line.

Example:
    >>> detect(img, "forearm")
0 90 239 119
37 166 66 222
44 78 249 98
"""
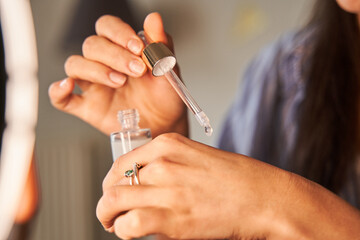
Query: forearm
272 173 360 240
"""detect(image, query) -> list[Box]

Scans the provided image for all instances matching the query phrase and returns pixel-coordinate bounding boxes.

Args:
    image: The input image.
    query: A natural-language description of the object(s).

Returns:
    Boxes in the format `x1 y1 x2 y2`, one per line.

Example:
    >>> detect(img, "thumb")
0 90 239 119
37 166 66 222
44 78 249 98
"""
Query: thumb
143 12 168 45
48 78 83 115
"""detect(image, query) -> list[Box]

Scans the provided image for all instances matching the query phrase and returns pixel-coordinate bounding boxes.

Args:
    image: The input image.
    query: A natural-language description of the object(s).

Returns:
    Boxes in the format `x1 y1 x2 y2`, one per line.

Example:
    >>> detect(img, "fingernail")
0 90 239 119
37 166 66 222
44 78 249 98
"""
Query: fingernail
104 227 114 233
59 78 68 88
127 38 142 55
109 72 127 86
129 59 146 75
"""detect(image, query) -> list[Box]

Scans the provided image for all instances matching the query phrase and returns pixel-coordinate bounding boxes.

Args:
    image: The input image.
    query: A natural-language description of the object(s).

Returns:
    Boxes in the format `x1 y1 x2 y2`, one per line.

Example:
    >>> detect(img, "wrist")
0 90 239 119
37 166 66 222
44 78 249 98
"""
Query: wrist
152 109 189 138
267 172 360 240
261 171 305 240
172 111 189 137
229 161 302 240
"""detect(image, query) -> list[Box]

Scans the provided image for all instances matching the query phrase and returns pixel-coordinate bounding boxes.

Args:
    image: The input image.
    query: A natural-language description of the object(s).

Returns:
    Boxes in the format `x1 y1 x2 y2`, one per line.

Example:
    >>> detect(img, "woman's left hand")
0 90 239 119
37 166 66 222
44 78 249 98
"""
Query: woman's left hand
96 133 291 239
96 133 360 240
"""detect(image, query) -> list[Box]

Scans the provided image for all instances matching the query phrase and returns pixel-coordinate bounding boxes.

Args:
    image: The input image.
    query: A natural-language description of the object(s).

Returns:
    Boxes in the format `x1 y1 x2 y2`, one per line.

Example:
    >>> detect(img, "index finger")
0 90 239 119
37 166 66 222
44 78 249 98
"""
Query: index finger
95 15 144 55
102 133 198 192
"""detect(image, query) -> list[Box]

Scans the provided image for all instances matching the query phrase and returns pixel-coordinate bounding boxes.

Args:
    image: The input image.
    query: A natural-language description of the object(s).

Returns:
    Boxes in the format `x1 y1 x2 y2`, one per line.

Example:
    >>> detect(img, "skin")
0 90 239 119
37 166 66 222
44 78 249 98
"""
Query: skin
14 155 39 223
49 13 188 138
336 0 360 14
336 0 360 23
97 133 360 240
49 11 360 240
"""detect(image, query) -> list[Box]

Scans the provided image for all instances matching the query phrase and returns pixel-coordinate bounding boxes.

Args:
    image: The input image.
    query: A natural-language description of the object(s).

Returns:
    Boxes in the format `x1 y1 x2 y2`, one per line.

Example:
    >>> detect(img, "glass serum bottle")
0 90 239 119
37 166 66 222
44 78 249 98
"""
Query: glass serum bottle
110 109 152 161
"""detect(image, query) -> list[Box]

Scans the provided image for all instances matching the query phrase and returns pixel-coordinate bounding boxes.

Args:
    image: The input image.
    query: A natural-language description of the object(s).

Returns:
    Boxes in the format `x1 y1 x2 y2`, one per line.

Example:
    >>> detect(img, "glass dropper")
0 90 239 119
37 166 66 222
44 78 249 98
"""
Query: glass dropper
138 31 213 136
163 68 213 136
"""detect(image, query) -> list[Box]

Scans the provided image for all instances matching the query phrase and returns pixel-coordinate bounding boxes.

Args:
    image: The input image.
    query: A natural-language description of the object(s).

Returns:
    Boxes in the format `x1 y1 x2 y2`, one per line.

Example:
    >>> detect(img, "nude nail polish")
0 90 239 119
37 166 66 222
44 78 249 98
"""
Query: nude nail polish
109 72 126 85
129 59 146 75
127 38 142 55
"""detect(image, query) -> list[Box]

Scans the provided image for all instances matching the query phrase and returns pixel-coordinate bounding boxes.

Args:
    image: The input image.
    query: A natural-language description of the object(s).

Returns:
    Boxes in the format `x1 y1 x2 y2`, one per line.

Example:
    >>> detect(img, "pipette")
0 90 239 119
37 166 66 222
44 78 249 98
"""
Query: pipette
138 31 213 136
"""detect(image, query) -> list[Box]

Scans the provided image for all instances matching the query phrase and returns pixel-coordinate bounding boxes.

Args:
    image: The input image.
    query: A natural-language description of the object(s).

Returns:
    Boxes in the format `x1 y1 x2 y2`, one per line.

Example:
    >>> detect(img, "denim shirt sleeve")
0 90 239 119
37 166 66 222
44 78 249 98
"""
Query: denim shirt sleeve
217 32 307 167
217 39 284 155
217 29 360 208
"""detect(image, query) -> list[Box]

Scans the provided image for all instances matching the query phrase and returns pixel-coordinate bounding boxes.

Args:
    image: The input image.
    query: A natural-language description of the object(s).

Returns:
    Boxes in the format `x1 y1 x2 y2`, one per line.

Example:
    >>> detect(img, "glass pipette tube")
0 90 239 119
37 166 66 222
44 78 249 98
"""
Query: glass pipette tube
162 68 213 136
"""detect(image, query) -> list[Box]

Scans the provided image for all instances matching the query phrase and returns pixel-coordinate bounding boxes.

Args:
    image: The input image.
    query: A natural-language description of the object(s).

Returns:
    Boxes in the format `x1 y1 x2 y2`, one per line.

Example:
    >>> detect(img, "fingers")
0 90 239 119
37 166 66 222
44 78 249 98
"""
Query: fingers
113 208 174 239
103 145 153 192
48 78 84 114
63 13 170 91
82 35 146 78
136 158 185 186
144 12 169 45
95 13 169 48
95 15 144 55
102 134 191 191
63 15 149 90
106 155 186 189
65 55 127 88
96 185 174 229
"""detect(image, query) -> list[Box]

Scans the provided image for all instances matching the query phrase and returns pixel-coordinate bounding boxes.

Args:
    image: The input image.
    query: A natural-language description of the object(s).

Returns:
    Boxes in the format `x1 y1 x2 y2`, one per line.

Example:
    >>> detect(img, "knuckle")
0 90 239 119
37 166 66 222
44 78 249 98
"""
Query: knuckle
94 66 109 80
82 35 98 55
101 176 109 192
114 210 148 238
114 218 137 240
152 157 171 175
102 188 120 207
153 132 184 146
128 211 143 231
95 199 103 221
114 230 128 240
153 133 189 156
113 218 126 239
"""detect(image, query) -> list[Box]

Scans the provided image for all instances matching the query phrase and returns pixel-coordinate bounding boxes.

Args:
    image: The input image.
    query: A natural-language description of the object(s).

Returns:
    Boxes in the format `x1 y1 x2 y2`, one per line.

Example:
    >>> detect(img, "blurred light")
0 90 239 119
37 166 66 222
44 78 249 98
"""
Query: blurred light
0 0 38 239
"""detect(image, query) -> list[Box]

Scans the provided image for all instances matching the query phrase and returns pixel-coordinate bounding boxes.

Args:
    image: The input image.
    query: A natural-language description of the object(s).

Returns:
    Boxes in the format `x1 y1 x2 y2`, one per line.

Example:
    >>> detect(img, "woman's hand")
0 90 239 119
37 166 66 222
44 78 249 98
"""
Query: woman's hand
48 13 188 137
96 133 360 240
96 133 293 239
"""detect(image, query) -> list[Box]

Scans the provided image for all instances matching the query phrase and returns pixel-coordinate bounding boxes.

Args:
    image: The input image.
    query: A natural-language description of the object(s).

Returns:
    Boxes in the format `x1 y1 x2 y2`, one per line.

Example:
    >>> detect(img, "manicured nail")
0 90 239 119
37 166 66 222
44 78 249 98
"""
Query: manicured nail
127 38 142 55
109 72 127 86
59 78 68 88
129 59 146 75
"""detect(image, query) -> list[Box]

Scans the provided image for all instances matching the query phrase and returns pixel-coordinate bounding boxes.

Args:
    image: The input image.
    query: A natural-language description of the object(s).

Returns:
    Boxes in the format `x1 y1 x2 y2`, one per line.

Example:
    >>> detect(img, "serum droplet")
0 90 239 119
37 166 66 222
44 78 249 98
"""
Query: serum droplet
204 125 213 136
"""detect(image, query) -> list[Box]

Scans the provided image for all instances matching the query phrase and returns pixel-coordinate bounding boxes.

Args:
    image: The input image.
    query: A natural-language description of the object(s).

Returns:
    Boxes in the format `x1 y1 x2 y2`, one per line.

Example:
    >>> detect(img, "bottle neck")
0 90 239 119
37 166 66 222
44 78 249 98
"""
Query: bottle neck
120 118 140 130
118 109 140 131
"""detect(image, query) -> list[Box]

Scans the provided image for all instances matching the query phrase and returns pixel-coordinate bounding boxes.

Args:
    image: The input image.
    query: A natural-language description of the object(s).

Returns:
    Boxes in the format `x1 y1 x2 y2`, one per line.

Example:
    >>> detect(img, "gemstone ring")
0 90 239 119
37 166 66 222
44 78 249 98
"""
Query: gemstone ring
124 169 134 185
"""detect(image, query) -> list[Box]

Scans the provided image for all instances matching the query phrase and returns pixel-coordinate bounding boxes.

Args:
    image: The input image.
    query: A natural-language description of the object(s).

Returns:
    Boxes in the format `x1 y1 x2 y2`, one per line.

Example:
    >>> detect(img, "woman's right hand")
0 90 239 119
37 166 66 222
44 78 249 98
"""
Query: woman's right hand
48 13 188 137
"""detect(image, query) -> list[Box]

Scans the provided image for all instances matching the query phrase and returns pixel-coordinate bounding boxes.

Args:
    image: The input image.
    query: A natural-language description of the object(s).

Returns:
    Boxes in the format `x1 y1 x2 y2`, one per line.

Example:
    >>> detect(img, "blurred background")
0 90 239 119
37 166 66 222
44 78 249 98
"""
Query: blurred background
24 0 312 239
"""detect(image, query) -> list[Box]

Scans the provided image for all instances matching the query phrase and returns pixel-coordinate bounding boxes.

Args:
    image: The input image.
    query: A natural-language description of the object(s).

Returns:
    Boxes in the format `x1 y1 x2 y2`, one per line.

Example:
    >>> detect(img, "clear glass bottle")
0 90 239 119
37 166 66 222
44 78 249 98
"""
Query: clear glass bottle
110 109 152 161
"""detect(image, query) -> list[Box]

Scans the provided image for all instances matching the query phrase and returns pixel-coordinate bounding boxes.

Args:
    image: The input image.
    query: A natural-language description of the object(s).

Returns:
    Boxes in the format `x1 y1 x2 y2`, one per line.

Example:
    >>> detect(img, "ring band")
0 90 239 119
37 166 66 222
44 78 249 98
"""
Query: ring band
124 163 143 186
133 162 142 185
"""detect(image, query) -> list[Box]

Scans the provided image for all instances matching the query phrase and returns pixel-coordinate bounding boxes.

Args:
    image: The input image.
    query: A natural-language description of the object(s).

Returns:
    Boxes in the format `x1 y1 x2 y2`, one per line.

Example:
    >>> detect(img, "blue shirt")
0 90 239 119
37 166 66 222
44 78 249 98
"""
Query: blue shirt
218 29 359 208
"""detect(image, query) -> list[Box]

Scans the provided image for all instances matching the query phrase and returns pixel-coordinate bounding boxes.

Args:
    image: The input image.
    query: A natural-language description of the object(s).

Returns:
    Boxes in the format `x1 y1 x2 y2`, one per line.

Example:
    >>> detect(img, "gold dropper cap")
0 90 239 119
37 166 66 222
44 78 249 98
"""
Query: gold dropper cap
141 42 176 77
